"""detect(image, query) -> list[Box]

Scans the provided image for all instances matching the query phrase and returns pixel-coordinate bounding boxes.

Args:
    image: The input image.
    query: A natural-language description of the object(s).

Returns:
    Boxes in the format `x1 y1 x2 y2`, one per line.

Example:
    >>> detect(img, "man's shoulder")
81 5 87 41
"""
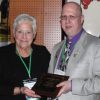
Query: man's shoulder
54 40 65 48
86 33 100 45
52 40 65 52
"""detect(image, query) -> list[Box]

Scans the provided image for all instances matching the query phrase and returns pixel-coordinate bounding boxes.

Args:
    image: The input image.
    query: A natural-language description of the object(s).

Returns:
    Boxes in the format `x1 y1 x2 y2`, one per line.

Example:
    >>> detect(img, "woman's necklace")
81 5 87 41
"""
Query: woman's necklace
16 47 32 79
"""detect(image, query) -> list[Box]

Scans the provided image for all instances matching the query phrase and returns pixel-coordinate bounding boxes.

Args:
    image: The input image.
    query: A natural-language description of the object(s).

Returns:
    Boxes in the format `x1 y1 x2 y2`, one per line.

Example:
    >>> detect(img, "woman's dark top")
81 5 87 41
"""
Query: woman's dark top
0 43 50 100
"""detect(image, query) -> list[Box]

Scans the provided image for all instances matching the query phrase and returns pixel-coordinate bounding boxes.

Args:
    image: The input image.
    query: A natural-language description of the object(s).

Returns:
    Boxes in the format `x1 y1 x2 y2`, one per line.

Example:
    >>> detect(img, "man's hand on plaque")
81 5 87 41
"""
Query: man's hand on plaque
56 80 72 97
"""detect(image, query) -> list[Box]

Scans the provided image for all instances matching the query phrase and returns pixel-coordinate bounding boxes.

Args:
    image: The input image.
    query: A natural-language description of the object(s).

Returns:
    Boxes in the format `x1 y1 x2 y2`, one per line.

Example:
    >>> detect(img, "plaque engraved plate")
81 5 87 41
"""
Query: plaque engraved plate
32 73 69 98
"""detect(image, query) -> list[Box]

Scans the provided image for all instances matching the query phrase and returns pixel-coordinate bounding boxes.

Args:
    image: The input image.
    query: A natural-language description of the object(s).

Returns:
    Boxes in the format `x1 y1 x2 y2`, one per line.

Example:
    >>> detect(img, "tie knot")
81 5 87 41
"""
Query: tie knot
68 40 72 45
68 40 72 49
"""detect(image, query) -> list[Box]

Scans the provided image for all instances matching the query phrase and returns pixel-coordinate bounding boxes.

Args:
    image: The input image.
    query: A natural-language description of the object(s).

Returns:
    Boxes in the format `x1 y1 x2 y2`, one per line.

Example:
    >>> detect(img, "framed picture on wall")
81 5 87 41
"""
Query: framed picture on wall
0 0 10 46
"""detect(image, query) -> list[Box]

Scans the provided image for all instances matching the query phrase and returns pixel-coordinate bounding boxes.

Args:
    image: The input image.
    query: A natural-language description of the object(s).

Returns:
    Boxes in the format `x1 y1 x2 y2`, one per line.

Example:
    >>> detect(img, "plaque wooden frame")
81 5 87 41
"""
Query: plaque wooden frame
32 73 69 98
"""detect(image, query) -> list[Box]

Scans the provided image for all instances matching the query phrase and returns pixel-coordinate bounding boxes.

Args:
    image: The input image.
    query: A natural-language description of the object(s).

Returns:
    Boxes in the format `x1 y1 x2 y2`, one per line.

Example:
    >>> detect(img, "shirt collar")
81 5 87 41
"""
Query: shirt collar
66 28 84 50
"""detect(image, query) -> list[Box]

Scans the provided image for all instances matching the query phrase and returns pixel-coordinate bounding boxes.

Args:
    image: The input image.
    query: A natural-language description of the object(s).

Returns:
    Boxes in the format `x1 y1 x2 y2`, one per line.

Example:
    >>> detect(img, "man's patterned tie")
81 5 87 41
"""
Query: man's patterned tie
58 41 71 71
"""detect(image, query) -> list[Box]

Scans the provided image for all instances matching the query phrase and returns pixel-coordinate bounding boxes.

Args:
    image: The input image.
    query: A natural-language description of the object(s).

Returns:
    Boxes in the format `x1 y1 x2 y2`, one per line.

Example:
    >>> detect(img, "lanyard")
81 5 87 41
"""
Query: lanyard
55 40 66 69
16 47 32 78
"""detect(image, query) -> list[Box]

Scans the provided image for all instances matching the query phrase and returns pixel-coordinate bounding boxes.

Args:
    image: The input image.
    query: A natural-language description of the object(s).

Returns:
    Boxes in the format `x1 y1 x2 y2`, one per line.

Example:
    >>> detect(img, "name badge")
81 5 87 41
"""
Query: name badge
23 78 40 100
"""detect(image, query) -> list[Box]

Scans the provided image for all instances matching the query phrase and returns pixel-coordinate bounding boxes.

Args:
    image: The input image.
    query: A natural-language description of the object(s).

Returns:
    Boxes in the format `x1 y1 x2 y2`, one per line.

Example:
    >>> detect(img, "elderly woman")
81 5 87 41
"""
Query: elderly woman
0 14 50 100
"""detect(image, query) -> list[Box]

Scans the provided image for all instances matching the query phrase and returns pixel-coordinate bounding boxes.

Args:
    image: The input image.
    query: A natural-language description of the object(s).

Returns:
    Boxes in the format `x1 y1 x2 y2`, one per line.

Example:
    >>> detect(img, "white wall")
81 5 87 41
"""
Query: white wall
67 0 80 4
83 1 100 37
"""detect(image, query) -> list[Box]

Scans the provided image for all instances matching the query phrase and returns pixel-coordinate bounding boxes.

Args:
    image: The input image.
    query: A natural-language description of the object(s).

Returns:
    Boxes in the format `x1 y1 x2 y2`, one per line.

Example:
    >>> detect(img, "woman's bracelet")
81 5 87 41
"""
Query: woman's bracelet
14 87 21 95
20 87 23 94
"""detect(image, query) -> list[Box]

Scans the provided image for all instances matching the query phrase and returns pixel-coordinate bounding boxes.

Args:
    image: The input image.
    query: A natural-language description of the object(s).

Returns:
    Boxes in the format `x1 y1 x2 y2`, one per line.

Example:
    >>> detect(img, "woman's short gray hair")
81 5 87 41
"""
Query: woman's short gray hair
13 13 37 33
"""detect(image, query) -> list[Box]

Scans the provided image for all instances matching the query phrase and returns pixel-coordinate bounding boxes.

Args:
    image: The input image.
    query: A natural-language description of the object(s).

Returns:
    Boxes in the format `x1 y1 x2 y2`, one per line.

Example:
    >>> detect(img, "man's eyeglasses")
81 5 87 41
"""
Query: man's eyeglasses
60 15 81 21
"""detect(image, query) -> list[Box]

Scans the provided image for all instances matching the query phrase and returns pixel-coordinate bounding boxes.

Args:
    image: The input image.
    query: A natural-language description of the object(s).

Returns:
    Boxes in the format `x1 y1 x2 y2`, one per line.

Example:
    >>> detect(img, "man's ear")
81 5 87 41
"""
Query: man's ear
60 19 61 25
81 15 84 25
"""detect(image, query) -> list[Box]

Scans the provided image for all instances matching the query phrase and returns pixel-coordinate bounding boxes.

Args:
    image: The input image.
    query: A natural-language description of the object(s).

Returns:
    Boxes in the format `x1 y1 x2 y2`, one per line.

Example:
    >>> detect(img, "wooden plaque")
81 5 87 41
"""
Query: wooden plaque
32 73 69 98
